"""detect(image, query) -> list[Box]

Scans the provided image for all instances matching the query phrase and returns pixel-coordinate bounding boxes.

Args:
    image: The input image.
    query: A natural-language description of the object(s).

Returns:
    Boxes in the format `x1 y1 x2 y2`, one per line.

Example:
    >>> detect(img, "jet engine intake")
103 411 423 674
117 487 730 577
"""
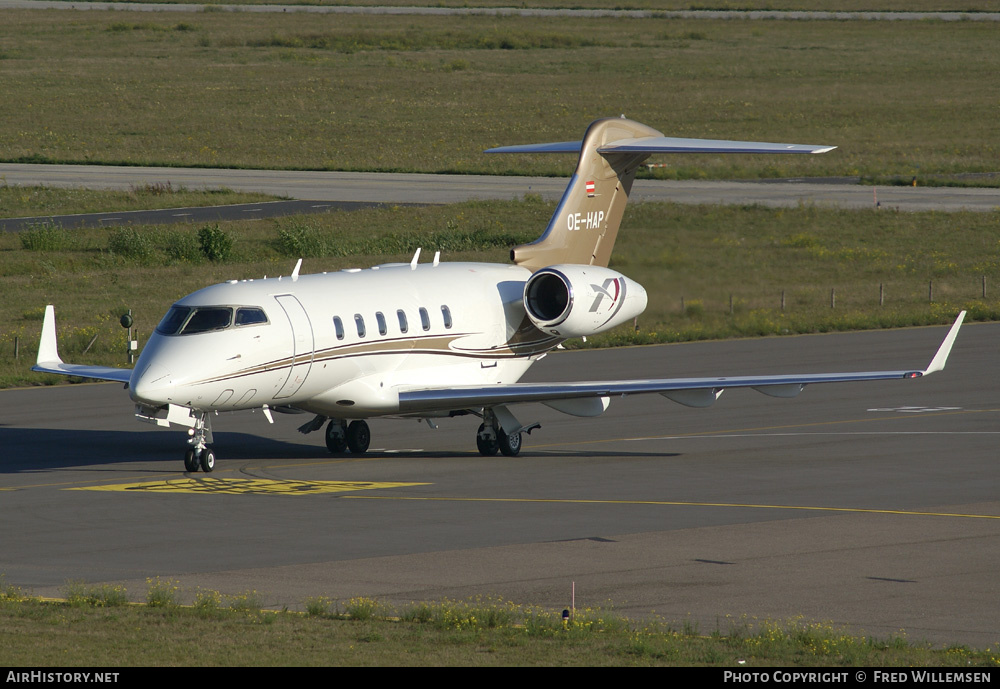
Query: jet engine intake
523 265 647 338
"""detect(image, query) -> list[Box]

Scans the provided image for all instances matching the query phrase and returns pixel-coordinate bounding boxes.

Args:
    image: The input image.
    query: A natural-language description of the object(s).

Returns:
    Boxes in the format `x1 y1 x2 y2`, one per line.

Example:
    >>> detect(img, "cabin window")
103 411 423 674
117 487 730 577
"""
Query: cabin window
180 307 233 335
354 314 366 338
235 307 268 327
397 309 408 334
419 307 430 331
441 305 453 329
376 312 387 336
333 316 345 340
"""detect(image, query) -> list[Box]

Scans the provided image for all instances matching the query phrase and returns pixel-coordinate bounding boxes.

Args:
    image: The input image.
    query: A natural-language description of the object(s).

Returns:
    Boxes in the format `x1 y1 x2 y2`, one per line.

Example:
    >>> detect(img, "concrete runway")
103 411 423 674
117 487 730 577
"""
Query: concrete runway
2 321 997 648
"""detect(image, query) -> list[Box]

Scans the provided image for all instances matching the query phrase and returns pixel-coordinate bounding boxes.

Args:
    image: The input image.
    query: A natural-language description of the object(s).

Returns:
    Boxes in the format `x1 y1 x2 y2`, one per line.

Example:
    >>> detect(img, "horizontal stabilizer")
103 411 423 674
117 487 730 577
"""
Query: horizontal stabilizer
486 136 835 156
485 140 582 154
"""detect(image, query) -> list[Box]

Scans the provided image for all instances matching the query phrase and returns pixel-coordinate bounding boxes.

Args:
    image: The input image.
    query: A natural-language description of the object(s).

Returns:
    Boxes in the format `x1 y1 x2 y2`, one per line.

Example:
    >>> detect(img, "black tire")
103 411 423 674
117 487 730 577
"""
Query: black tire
199 448 216 473
346 420 370 454
499 430 522 457
476 423 499 456
184 448 199 473
325 420 347 454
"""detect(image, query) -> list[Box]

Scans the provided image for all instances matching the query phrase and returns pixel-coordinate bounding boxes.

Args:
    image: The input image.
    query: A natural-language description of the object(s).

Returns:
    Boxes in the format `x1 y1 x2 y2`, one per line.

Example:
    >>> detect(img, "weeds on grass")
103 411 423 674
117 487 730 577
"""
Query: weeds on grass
275 219 328 258
164 230 204 263
197 224 233 262
20 222 70 251
108 227 154 262
226 590 263 614
0 574 33 603
304 596 333 617
145 577 180 608
63 581 129 608
344 596 382 621
193 589 222 616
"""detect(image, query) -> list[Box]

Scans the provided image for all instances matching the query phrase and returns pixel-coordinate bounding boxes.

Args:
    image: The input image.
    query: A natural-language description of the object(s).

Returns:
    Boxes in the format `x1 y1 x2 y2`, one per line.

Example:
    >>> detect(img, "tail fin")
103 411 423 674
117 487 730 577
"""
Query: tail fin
487 117 835 272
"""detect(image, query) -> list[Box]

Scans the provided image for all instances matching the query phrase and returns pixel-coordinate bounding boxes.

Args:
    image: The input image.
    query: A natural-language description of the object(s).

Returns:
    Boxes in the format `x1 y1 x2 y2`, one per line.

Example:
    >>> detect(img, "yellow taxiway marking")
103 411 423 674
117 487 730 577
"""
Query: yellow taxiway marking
69 479 429 496
344 495 1000 520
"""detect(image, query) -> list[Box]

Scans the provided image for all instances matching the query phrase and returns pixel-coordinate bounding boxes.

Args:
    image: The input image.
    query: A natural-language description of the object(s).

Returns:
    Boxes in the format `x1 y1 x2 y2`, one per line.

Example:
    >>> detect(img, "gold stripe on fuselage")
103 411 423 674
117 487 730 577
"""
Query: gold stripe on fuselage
188 330 562 388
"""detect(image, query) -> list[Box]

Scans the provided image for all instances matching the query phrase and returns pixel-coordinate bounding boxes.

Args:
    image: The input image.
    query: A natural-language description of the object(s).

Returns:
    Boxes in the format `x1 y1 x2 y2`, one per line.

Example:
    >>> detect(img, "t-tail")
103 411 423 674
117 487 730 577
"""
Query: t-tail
486 117 836 272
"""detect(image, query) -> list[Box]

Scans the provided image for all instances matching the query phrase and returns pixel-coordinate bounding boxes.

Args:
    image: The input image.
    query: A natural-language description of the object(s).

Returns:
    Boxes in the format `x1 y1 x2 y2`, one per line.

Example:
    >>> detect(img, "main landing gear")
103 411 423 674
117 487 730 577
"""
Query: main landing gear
476 423 523 457
476 407 539 457
325 419 371 454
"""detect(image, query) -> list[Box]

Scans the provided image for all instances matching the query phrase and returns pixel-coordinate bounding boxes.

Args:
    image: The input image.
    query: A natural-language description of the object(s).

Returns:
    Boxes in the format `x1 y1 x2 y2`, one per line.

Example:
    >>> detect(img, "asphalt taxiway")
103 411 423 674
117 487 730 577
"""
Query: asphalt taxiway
2 322 997 648
3 164 999 217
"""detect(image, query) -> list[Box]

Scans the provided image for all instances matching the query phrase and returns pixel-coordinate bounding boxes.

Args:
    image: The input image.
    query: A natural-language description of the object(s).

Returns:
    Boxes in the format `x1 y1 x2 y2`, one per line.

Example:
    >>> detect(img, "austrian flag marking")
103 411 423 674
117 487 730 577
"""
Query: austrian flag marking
585 180 596 196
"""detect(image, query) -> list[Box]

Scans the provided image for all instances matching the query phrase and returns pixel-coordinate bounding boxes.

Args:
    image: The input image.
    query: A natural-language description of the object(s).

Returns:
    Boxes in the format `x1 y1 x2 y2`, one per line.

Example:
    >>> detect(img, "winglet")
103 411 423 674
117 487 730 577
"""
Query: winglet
923 310 966 375
36 305 63 367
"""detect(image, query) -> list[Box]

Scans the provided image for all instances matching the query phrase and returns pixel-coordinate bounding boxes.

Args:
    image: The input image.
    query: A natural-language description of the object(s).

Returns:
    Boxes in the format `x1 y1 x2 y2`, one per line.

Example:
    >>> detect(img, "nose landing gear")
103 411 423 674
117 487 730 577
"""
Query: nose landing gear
184 446 215 473
182 411 215 473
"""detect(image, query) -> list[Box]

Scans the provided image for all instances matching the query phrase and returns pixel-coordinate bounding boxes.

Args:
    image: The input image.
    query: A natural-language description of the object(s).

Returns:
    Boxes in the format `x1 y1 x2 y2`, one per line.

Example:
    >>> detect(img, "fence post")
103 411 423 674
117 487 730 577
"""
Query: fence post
830 288 835 309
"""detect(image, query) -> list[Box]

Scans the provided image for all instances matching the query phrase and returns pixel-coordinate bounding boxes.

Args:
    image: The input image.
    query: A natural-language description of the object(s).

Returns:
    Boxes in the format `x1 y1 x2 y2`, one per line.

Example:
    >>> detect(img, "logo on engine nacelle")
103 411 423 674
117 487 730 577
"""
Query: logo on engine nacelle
589 277 622 313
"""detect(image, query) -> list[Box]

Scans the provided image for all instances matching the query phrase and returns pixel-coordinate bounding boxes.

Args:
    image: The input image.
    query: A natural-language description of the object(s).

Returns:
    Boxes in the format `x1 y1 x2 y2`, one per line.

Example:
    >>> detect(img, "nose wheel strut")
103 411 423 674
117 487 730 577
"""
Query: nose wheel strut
183 411 215 472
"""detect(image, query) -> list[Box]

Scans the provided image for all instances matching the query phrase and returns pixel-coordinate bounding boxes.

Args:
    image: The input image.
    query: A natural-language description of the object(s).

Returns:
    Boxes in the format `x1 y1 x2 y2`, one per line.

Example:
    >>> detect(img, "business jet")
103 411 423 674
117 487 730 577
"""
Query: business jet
34 117 966 473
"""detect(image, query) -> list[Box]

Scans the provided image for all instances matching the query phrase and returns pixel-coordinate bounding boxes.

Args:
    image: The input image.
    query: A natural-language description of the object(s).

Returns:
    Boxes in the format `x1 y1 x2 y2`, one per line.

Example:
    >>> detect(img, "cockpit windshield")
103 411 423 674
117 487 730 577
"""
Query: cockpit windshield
156 306 268 336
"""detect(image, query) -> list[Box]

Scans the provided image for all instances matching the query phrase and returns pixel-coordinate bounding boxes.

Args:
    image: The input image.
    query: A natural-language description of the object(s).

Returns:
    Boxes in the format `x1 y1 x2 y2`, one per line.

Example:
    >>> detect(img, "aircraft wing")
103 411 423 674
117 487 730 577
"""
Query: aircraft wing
397 312 965 415
32 305 133 384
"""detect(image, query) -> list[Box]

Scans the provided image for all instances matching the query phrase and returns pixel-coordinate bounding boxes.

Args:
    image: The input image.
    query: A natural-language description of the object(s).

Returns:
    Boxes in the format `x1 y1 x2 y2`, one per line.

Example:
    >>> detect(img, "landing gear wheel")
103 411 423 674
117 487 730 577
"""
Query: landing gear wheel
346 420 370 454
499 430 522 457
199 448 215 473
184 448 199 472
325 421 347 454
476 423 499 456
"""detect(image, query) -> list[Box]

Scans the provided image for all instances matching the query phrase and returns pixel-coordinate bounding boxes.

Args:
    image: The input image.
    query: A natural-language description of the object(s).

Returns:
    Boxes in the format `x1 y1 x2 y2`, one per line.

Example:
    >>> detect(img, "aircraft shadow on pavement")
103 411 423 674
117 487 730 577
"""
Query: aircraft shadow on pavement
0 427 320 473
0 426 682 473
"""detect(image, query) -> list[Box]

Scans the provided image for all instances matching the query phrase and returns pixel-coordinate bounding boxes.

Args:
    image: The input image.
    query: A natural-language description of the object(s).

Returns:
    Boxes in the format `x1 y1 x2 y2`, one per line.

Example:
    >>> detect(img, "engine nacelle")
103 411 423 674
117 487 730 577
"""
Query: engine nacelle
523 265 647 338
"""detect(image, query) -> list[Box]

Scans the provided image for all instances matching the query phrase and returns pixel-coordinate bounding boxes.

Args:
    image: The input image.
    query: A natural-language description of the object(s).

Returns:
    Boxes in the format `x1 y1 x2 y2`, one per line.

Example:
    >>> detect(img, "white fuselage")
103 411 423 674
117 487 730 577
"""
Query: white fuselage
128 261 559 418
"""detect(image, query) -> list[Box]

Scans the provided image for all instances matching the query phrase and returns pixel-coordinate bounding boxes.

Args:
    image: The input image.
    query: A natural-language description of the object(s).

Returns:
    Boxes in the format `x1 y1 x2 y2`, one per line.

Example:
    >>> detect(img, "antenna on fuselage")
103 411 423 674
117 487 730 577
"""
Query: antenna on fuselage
291 258 302 282
410 248 421 270
433 251 440 267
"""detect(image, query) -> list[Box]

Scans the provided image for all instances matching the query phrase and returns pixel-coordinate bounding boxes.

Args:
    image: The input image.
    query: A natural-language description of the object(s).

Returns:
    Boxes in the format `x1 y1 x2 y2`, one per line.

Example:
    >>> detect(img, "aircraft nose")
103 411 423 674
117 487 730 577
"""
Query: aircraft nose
130 363 173 406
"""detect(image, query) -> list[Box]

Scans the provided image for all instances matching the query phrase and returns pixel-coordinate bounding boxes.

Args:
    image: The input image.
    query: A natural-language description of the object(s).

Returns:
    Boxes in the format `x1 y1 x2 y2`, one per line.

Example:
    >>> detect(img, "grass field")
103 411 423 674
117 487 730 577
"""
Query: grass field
1 9 998 179
1 581 996 665
69 0 1000 13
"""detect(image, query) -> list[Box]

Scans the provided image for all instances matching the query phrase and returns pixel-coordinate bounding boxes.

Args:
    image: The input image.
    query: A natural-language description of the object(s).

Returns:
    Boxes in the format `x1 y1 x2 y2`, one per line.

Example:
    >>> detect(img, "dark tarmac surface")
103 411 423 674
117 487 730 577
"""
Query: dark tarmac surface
2 322 997 648
2 165 999 227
